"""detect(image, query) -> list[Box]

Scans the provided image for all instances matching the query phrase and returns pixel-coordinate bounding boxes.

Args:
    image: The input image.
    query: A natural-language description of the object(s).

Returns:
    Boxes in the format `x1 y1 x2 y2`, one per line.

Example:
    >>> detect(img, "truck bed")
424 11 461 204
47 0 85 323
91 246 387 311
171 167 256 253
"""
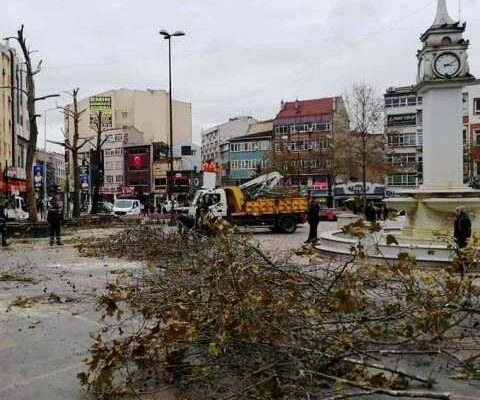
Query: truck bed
244 197 308 215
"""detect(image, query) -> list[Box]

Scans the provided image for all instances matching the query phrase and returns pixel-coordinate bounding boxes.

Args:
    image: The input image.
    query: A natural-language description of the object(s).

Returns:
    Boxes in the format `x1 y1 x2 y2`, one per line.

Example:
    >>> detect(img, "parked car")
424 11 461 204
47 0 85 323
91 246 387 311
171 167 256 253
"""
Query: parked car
320 208 337 221
112 199 142 217
99 201 114 213
5 196 29 220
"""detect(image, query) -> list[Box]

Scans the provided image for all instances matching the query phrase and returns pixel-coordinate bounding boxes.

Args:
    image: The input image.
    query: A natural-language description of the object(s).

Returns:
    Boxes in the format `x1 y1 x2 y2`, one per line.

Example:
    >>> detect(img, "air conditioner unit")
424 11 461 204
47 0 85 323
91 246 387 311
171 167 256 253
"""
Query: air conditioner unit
308 144 314 150
308 126 314 132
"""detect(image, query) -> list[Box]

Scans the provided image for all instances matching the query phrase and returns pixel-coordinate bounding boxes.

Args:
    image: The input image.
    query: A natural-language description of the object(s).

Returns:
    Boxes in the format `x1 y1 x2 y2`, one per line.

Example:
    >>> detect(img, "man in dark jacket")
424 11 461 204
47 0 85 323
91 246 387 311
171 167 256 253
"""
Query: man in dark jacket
0 204 8 247
454 206 471 249
47 197 63 246
365 202 377 223
306 198 320 244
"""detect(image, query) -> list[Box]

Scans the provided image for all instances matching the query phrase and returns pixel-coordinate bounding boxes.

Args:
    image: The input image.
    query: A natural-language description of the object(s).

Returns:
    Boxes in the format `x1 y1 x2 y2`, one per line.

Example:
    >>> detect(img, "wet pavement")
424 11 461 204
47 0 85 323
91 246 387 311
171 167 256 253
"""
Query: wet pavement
0 229 144 400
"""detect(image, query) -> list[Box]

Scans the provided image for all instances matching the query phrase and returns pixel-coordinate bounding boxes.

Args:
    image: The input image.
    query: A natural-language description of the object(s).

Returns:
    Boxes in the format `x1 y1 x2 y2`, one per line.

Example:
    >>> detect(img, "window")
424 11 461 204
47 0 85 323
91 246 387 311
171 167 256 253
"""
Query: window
115 148 123 155
314 121 331 131
105 162 114 170
274 125 288 135
116 175 123 183
155 178 167 189
387 174 417 187
387 133 417 147
388 153 417 167
115 134 123 142
474 98 480 115
121 111 128 119
475 130 480 146
105 175 113 184
385 96 419 108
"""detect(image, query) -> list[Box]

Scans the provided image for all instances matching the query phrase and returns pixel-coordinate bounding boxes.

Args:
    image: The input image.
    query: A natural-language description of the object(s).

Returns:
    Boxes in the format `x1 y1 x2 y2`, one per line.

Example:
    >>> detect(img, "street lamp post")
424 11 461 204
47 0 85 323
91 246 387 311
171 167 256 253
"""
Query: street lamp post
159 29 185 200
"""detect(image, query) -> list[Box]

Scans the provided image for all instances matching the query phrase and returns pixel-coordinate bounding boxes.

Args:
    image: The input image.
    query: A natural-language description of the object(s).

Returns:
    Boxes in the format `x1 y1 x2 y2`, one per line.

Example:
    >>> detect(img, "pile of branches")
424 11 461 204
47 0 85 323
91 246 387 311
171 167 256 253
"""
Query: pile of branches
78 225 480 399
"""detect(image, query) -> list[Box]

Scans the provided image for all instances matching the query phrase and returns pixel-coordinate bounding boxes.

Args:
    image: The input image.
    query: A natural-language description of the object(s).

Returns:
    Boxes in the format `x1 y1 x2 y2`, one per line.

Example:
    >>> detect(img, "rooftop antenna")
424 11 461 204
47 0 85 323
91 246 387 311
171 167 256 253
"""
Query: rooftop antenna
458 0 463 22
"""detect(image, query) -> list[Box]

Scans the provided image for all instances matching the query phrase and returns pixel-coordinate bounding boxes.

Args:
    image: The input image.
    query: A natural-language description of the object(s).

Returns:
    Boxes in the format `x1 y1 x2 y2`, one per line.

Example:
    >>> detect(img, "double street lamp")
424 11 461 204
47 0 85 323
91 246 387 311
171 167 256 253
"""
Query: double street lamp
159 29 185 200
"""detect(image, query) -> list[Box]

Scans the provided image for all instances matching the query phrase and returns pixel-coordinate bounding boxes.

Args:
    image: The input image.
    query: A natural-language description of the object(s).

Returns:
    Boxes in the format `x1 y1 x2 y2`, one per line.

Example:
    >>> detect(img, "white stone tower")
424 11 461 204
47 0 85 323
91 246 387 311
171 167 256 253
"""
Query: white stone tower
417 0 475 189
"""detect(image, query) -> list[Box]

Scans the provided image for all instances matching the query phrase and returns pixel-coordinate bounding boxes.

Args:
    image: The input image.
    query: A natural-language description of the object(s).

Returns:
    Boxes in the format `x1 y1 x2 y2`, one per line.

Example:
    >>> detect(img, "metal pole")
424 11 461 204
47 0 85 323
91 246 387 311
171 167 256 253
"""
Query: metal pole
43 110 48 219
168 37 174 201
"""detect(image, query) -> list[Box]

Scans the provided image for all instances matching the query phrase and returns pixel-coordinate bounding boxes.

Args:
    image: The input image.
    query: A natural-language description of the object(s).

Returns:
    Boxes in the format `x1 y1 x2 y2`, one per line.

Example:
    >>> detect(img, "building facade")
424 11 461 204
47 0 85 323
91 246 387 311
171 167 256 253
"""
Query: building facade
0 41 29 197
272 97 349 190
464 80 480 180
385 81 480 190
201 116 257 183
228 120 273 184
124 143 152 196
64 89 193 200
384 86 424 189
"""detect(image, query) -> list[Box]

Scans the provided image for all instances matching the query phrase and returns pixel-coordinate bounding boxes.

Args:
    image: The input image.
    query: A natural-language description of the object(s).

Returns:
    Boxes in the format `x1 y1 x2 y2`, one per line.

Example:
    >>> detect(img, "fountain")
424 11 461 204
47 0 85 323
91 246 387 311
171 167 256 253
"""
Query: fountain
319 0 479 262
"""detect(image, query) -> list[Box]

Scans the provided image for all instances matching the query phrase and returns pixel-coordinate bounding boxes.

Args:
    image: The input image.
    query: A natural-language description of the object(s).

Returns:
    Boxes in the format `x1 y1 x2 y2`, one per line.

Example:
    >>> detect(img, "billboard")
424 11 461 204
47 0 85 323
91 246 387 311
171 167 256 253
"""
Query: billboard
79 165 89 189
33 165 43 188
89 96 112 129
387 114 416 127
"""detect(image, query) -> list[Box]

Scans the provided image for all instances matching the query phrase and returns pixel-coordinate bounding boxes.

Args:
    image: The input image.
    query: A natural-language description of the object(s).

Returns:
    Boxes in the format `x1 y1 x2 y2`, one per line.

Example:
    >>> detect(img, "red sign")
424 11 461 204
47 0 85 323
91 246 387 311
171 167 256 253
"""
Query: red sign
8 181 27 192
313 180 328 190
122 186 135 194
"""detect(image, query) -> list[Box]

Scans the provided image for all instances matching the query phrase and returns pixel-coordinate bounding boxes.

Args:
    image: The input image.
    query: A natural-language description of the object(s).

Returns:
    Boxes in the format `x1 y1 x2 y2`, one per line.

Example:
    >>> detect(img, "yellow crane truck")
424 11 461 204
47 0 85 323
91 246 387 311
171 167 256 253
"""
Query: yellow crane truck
187 172 308 233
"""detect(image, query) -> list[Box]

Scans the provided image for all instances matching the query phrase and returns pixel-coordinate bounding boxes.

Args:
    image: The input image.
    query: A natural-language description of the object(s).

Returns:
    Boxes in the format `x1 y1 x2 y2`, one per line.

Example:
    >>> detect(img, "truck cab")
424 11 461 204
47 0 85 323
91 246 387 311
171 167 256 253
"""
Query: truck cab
189 189 228 220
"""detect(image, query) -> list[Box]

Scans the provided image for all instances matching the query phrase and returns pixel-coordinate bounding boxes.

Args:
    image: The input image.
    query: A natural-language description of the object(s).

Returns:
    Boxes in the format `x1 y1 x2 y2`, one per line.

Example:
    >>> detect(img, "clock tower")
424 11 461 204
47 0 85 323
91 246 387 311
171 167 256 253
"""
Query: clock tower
417 0 475 189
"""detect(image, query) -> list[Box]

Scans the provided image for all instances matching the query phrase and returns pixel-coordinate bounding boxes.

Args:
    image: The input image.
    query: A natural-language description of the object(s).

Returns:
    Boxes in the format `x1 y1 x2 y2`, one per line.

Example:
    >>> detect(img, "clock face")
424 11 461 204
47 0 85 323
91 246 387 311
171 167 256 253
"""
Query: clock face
434 52 461 77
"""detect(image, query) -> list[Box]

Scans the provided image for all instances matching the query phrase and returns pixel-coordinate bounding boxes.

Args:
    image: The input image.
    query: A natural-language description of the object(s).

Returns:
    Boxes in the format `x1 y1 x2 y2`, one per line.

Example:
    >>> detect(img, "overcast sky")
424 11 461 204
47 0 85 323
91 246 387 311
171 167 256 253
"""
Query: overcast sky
2 0 480 149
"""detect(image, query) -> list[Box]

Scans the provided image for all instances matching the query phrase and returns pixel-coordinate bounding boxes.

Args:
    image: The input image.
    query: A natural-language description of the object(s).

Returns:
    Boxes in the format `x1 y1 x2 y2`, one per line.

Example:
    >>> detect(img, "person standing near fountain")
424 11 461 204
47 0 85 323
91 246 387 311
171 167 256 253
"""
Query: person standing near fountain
454 206 472 250
305 198 320 244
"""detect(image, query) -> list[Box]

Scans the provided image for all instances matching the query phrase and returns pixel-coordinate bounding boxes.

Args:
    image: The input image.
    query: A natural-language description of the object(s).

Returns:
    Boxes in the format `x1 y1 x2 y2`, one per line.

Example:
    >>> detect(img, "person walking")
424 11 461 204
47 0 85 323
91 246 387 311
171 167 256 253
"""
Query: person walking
0 203 9 247
47 196 63 246
365 202 377 223
305 198 320 244
454 206 471 250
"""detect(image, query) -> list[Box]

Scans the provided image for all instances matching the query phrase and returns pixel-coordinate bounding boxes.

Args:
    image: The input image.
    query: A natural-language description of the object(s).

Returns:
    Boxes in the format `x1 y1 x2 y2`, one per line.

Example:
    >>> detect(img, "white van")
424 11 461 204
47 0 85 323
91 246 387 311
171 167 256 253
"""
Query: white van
6 196 29 220
112 199 142 217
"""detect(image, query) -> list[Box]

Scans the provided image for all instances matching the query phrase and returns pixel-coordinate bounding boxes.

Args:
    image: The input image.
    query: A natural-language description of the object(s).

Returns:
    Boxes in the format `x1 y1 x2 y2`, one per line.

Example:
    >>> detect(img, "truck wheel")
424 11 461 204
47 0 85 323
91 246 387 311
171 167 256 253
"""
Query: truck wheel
279 215 297 234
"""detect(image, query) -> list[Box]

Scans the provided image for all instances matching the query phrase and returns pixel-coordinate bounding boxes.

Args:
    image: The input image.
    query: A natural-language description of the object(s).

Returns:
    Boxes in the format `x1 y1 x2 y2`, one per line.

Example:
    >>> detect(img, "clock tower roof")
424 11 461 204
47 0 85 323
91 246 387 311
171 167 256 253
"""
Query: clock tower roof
431 0 455 28
420 0 464 41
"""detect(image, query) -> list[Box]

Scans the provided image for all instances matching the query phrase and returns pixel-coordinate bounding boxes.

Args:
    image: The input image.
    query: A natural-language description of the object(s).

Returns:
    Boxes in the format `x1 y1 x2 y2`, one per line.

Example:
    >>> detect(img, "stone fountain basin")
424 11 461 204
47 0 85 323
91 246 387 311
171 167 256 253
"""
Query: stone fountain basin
318 227 454 264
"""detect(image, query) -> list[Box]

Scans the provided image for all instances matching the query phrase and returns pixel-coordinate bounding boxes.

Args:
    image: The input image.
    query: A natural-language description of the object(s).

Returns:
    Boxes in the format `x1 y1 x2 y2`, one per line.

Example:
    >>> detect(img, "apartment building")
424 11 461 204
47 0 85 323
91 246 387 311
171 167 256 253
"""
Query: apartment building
384 86 424 189
201 116 257 184
64 89 193 197
464 80 480 180
272 97 349 189
0 42 29 196
228 120 273 184
385 81 480 189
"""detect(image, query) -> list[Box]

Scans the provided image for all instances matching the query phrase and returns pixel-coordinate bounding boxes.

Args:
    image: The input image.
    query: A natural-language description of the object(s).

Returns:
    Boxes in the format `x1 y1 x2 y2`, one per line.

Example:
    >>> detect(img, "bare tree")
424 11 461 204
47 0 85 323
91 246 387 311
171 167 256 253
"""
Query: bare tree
344 84 384 215
89 110 112 215
54 89 87 218
7 25 59 222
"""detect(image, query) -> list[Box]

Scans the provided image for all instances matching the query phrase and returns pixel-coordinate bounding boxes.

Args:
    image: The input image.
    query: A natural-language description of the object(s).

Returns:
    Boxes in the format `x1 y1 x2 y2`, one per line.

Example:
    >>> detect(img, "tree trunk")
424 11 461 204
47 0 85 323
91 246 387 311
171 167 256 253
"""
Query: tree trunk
362 134 367 218
72 90 81 218
17 27 38 222
72 149 80 217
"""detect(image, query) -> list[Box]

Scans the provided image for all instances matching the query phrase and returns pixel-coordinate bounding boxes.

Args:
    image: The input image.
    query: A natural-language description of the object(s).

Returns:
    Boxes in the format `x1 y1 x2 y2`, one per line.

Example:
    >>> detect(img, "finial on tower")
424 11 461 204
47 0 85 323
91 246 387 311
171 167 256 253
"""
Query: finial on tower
432 0 456 27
